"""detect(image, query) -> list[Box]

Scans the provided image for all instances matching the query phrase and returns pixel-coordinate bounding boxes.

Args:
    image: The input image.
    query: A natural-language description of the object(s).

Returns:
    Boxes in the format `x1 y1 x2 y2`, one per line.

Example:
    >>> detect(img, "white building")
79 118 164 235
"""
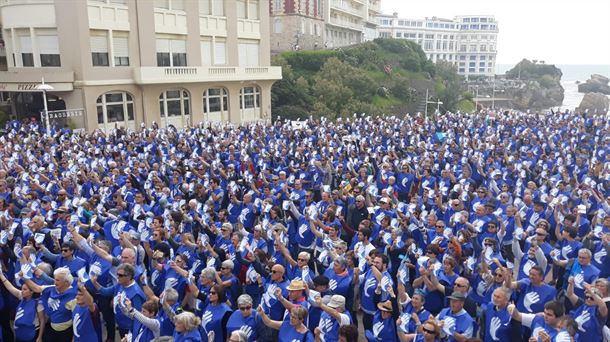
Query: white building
0 0 282 131
377 13 498 78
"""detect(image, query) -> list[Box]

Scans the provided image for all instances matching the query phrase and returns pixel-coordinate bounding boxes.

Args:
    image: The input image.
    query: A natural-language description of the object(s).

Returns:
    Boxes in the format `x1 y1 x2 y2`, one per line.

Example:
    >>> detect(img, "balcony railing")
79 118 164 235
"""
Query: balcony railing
134 66 282 84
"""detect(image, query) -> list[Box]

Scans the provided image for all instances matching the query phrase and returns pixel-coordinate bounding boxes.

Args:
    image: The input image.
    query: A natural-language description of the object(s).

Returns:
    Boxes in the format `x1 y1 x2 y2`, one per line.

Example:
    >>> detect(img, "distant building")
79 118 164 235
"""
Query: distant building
0 0 282 131
269 0 381 53
377 13 498 78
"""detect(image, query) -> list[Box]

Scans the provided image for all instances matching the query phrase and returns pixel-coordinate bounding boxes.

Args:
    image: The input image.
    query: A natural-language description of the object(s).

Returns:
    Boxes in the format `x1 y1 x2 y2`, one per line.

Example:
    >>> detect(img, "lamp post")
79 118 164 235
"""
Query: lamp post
36 77 54 134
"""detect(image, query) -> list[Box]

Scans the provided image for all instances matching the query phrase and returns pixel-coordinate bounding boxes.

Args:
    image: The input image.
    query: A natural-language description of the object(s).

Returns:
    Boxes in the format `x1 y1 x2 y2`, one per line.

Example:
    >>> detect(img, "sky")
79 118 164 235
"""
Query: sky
380 0 610 66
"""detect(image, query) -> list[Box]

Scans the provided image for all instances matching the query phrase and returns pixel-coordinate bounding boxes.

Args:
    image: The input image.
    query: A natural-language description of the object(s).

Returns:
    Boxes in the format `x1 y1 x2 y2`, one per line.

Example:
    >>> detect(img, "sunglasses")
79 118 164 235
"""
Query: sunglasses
586 296 593 300
455 283 466 288
298 258 307 262
117 273 128 278
61 249 70 252
209 291 217 295
423 327 435 334
239 306 252 311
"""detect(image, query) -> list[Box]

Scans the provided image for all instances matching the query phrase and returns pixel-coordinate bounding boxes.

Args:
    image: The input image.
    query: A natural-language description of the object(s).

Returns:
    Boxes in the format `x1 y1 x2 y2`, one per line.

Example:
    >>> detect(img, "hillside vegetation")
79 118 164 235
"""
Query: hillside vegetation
271 38 469 119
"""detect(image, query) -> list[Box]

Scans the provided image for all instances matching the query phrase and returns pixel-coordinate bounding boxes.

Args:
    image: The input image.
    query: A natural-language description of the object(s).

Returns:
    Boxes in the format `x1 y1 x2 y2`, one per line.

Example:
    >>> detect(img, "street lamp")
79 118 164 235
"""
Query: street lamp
36 77 54 134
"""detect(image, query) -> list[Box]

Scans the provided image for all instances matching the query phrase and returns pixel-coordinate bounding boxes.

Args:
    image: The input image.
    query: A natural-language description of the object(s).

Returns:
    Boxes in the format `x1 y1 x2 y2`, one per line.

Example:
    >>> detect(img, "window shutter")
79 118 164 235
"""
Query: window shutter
90 35 108 53
214 41 226 65
113 37 129 57
38 35 59 54
19 36 32 53
156 39 170 52
201 40 212 65
170 39 186 53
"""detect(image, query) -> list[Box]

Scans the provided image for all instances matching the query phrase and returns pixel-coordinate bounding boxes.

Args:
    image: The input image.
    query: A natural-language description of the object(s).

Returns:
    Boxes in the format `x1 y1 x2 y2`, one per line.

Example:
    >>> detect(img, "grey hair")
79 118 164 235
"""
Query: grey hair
595 278 610 296
236 294 253 306
578 248 592 258
494 286 512 299
221 259 234 270
54 267 73 284
38 262 53 276
230 330 248 342
164 288 179 304
173 311 201 332
334 256 348 270
200 267 216 281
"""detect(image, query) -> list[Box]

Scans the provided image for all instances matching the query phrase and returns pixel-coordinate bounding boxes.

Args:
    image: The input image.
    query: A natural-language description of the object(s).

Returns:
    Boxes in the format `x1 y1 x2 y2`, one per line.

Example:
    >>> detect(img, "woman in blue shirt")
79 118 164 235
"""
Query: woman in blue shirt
0 271 39 342
172 312 202 342
257 305 314 342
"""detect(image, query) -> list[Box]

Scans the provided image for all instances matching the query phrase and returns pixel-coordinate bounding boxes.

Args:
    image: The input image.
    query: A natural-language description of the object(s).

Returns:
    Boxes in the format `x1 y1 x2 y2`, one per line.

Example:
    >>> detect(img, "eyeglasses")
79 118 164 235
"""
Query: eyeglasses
435 225 444 228
495 273 503 277
423 327 435 334
239 306 252 311
117 273 128 278
455 283 466 288
298 258 307 262
271 270 281 274
61 249 70 252
484 243 494 247
209 291 217 295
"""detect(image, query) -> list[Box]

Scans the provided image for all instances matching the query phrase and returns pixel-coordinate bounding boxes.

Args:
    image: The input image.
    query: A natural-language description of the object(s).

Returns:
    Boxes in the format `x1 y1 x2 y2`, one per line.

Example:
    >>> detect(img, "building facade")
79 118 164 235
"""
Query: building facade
269 0 380 53
0 0 282 131
377 13 498 78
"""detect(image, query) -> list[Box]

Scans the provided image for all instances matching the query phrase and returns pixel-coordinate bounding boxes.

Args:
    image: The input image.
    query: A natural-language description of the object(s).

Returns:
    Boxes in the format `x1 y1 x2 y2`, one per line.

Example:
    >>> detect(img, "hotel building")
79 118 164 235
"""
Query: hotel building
0 0 282 131
377 13 498 78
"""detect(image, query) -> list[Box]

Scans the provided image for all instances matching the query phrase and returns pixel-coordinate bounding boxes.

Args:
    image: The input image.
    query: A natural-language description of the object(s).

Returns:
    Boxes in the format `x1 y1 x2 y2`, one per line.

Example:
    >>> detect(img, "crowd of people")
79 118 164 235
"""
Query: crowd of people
0 109 608 342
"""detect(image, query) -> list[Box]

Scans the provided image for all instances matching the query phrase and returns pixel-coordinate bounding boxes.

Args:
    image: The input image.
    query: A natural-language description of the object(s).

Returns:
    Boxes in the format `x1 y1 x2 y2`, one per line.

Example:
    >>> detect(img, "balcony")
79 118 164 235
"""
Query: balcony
237 19 261 39
154 8 187 35
327 17 362 31
133 66 282 85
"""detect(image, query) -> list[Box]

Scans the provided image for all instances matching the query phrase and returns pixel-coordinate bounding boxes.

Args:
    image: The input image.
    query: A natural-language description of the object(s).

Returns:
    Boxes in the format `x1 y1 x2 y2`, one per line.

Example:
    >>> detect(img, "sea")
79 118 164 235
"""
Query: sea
496 64 610 111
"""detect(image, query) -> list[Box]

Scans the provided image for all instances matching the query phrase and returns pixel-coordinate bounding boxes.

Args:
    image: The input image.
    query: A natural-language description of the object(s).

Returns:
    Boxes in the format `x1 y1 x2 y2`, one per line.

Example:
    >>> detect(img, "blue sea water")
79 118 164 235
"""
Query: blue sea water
496 64 610 110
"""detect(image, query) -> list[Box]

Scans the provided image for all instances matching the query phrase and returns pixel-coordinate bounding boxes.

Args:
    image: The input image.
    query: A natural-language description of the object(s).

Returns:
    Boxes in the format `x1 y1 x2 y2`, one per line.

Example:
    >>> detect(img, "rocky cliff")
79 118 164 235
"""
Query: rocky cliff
503 59 564 110
578 74 610 95
577 93 609 113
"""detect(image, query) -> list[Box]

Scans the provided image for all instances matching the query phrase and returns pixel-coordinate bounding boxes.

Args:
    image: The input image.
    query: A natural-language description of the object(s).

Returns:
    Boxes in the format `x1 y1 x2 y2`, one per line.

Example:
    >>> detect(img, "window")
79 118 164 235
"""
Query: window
237 0 259 20
201 37 226 65
469 44 477 52
480 45 487 52
238 40 259 66
273 0 281 11
113 35 129 66
396 32 402 38
159 90 190 119
459 55 466 60
199 0 224 16
239 86 260 109
424 40 433 50
469 68 475 73
203 88 228 113
463 18 470 23
38 35 60 67
459 45 466 52
90 32 109 66
156 38 187 67
274 18 282 33
469 62 475 67
154 0 184 10
480 56 486 60
470 55 476 60
97 92 134 126
19 36 34 67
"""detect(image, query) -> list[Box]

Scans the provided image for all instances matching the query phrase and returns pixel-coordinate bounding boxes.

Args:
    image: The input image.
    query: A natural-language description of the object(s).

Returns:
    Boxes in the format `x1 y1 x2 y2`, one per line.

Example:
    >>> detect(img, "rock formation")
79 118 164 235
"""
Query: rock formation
577 92 609 113
578 74 610 95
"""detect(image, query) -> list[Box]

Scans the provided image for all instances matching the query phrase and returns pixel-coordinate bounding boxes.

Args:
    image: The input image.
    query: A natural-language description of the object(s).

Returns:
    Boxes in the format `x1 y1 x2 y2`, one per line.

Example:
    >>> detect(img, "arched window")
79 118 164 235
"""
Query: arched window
203 87 228 122
239 86 260 121
96 91 135 131
159 89 190 128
